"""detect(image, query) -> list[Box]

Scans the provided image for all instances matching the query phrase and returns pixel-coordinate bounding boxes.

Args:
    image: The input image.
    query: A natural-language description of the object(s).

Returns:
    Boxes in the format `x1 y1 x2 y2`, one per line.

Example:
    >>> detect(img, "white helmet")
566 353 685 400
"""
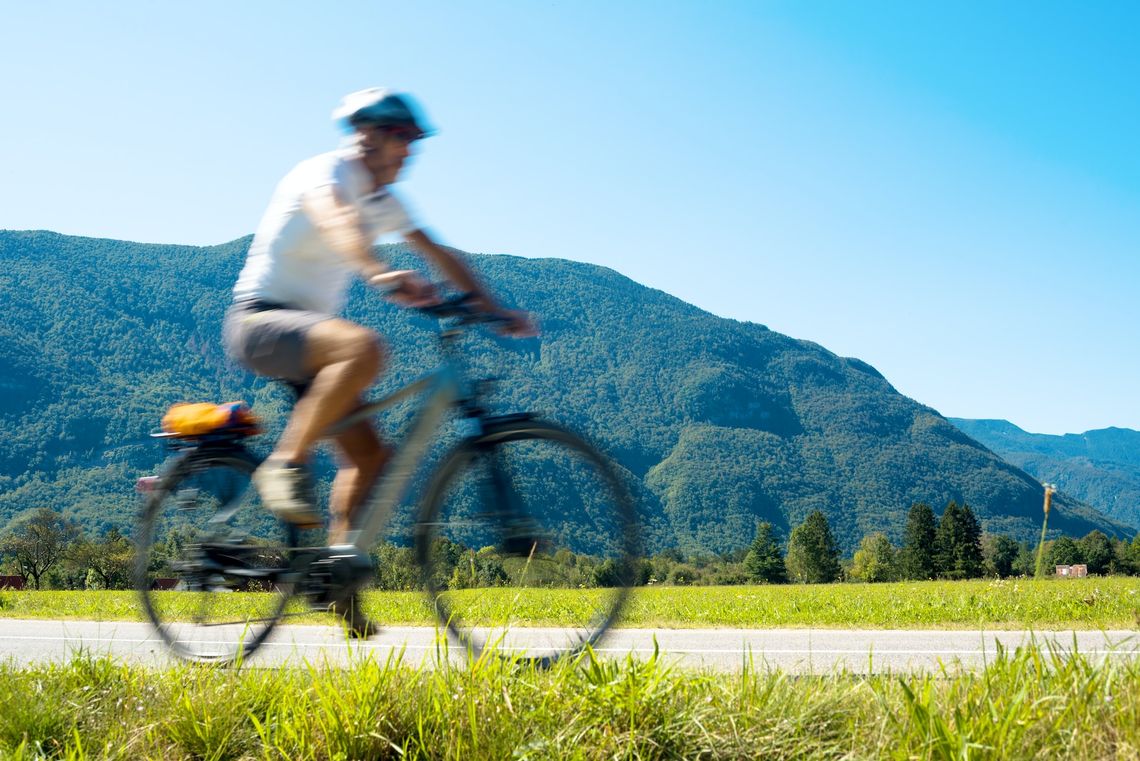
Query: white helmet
332 88 435 138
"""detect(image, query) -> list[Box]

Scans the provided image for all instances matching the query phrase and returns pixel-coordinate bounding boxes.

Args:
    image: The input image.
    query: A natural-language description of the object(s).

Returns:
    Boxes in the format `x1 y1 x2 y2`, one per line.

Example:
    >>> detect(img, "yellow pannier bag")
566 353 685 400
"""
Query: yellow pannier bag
161 401 261 438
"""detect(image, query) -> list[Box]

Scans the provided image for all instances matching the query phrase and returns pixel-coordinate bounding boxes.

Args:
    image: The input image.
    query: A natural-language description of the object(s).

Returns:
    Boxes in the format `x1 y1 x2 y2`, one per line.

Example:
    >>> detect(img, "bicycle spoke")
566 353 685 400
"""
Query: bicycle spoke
136 452 298 663
417 421 638 665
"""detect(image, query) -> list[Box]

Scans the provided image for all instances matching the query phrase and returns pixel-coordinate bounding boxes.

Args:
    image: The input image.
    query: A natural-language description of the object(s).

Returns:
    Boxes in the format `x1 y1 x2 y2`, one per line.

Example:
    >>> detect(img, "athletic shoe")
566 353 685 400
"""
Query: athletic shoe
252 459 322 529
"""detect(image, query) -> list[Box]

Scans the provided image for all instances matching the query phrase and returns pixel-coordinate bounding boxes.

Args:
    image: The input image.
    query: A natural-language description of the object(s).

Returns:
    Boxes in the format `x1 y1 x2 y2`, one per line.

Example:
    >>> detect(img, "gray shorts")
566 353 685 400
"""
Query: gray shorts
223 300 332 384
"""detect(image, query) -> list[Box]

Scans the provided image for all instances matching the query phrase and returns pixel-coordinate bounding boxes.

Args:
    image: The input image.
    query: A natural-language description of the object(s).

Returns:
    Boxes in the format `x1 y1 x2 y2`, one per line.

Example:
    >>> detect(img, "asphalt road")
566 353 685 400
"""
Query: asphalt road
0 619 1136 673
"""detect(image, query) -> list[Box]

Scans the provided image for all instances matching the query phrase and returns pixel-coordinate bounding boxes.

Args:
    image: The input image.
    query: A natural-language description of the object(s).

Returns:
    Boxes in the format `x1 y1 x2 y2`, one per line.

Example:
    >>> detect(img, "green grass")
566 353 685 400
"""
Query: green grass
2 577 1138 629
626 577 1140 629
0 642 1138 759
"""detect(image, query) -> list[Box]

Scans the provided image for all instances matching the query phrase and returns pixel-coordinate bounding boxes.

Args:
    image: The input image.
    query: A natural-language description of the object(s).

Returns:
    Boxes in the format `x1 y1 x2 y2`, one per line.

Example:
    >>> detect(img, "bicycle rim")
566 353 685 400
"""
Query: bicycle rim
135 450 298 664
415 421 639 666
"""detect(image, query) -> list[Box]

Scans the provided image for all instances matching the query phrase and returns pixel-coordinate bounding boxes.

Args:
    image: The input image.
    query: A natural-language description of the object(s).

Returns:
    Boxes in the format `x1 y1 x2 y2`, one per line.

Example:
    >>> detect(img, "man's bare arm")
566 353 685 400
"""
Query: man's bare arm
301 185 388 280
405 229 536 336
403 229 492 302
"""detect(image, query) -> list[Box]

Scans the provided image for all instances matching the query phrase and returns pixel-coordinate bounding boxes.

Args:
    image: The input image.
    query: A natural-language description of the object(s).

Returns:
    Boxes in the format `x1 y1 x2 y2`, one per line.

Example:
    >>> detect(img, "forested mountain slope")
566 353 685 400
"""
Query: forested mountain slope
951 419 1140 531
0 230 1130 553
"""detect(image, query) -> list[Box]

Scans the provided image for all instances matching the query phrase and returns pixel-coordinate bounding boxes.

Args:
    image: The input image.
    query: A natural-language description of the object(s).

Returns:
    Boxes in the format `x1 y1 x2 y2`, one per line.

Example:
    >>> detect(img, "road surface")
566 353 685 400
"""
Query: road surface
0 619 1135 672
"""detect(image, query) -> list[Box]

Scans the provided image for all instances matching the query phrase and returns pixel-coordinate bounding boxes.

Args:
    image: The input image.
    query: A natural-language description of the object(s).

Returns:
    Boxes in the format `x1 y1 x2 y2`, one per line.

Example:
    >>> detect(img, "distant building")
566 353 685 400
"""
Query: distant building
1055 564 1088 578
0 575 25 590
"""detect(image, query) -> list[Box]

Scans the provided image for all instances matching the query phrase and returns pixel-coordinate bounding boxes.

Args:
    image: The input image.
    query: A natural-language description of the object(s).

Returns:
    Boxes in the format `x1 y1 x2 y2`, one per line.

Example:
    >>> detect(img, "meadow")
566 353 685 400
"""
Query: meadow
2 578 1138 759
1 642 1138 759
1 577 1137 629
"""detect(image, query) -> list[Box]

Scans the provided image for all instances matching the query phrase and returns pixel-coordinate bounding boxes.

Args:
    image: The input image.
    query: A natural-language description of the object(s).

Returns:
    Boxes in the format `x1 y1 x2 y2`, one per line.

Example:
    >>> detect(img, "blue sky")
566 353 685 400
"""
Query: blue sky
3 1 1137 435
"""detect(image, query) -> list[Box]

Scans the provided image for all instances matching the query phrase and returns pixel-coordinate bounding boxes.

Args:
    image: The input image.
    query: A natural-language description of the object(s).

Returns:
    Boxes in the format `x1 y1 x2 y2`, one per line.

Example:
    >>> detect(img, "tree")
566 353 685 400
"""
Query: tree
934 501 984 580
1049 536 1083 567
67 527 134 590
592 558 626 587
956 503 985 579
666 563 701 585
425 537 464 591
983 534 1020 578
0 508 80 589
785 510 841 584
1077 531 1115 575
1011 541 1036 577
448 546 510 589
743 521 786 584
898 502 937 580
1123 535 1140 576
371 542 419 591
851 532 898 583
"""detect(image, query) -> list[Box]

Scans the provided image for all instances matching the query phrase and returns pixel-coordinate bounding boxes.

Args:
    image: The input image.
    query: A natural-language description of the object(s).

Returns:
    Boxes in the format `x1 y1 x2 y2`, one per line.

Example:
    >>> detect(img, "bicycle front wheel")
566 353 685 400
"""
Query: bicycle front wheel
135 448 299 664
414 419 639 666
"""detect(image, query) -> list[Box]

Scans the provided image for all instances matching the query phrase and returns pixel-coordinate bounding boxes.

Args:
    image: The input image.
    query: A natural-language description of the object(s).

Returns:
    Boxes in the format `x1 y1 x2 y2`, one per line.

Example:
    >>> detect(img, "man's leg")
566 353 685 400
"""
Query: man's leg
255 319 384 525
326 419 390 638
274 319 385 463
328 418 391 545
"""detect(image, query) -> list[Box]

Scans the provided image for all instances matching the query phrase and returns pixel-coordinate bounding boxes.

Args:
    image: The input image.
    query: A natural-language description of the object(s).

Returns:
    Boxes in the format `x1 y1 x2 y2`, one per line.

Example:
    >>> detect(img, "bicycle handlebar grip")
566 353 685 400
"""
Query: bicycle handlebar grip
419 292 498 323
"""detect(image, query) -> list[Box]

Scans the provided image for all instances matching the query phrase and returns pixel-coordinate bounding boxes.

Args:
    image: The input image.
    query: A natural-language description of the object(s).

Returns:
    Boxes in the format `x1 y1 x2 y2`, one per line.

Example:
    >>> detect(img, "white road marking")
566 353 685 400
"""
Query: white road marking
1 621 1135 672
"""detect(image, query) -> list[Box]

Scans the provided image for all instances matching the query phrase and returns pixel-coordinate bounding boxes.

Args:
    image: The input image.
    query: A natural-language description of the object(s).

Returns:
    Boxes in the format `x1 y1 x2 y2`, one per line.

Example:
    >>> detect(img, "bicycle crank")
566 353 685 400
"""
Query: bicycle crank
300 544 374 607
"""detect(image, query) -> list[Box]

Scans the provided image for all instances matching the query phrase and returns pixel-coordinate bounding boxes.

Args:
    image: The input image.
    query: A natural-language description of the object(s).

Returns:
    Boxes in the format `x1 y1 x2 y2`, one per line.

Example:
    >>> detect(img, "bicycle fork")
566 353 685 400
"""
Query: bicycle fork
481 449 546 561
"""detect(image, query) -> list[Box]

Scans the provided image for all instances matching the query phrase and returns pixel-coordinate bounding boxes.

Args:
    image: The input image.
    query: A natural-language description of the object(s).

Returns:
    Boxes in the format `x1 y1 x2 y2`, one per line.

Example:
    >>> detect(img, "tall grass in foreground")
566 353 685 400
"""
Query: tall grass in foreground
2 577 1138 629
0 642 1138 759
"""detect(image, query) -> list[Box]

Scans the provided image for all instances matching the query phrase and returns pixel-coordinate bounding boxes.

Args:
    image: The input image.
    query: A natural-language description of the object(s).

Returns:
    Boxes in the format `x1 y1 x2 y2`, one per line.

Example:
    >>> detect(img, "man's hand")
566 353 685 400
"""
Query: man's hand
401 230 537 336
369 270 439 308
462 295 537 337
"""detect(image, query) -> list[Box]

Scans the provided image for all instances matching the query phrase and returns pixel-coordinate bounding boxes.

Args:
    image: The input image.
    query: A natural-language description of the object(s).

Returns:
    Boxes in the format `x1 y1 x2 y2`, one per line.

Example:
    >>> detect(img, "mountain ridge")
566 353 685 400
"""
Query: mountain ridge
0 229 1132 553
950 418 1140 530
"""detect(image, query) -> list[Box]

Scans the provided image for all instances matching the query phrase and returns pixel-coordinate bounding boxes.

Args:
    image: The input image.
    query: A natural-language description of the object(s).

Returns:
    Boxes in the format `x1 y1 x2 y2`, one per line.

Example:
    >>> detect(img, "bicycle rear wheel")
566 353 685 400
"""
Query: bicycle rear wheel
135 448 299 663
414 419 640 666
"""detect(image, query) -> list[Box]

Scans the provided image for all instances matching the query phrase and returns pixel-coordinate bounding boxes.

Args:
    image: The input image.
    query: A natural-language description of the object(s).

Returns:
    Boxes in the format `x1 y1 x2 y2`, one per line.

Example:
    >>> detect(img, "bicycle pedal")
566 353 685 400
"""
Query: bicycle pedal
300 545 374 605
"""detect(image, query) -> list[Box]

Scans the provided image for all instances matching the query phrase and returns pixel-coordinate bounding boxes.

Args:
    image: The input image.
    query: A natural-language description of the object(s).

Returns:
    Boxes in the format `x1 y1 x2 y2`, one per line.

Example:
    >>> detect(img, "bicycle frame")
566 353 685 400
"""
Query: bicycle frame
324 362 464 552
140 300 639 665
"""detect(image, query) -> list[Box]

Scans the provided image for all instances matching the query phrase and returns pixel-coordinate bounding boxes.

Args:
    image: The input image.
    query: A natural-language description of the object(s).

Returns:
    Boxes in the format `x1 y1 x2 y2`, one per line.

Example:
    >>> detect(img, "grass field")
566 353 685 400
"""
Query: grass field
2 579 1138 759
1 576 1138 629
1 643 1138 759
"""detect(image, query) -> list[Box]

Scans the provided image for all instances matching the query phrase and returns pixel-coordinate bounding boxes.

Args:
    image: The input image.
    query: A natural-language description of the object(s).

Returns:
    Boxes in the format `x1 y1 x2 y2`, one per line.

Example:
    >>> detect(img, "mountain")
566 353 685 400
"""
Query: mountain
950 419 1140 531
0 230 1132 554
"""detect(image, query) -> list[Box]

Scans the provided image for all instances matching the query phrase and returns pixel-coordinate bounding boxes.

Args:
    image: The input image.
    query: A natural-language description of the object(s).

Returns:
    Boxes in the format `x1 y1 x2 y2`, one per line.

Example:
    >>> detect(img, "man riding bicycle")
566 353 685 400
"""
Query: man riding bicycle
223 88 533 635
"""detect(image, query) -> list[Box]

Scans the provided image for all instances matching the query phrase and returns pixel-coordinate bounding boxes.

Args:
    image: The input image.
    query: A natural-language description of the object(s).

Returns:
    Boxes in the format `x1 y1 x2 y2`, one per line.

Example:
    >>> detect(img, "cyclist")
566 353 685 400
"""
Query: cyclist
223 87 533 635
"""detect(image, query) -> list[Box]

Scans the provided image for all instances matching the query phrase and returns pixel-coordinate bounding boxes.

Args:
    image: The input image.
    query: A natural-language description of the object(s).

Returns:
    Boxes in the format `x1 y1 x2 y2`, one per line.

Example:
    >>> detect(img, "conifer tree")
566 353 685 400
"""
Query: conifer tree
960 503 984 578
785 510 841 584
743 521 786 583
934 501 984 579
898 502 937 580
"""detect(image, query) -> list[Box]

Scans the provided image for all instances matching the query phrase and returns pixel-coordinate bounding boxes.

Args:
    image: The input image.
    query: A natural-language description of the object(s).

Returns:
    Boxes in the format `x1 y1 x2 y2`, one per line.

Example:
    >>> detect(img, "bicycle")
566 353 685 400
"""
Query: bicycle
134 294 640 666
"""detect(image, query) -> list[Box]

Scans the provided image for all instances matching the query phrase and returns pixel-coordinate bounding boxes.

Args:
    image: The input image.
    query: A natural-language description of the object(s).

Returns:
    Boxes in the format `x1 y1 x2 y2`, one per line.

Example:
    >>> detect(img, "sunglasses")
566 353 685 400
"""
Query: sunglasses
381 126 424 143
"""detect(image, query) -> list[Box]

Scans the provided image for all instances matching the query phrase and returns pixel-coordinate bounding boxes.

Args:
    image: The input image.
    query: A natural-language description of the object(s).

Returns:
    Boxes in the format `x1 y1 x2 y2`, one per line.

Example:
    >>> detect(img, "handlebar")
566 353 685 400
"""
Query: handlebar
416 292 510 327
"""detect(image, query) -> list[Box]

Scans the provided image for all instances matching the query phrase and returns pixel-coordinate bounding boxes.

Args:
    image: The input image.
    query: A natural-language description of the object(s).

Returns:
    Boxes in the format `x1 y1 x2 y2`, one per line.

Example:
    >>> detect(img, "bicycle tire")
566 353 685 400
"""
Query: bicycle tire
135 447 299 664
414 419 639 666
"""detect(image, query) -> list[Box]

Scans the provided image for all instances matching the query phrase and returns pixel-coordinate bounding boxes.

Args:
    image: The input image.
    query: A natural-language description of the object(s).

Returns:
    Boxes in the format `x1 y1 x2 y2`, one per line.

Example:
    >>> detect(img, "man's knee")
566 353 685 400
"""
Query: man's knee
350 330 385 376
305 321 387 376
336 323 386 370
